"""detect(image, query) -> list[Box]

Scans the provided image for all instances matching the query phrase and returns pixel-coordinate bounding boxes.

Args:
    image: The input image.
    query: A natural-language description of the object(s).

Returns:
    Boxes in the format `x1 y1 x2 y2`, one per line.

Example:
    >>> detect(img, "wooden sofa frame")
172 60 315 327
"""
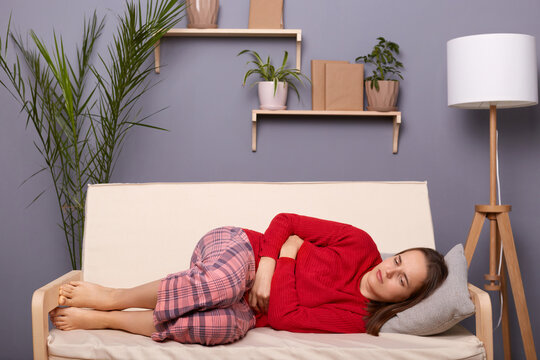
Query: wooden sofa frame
32 272 493 359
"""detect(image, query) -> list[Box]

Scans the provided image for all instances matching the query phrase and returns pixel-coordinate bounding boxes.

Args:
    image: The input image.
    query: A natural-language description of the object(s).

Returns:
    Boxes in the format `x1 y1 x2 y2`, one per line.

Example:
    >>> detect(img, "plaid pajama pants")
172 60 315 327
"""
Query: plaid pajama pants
152 226 256 345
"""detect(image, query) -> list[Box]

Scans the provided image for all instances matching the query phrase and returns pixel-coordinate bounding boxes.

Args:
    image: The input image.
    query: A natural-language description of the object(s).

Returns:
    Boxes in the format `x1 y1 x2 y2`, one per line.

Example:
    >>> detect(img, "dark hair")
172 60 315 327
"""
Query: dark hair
365 247 448 336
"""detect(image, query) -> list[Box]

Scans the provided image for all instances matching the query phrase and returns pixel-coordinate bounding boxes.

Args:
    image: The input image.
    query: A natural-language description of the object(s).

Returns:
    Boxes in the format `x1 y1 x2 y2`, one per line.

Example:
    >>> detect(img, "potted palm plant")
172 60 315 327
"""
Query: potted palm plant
355 37 403 111
238 49 310 110
0 0 186 269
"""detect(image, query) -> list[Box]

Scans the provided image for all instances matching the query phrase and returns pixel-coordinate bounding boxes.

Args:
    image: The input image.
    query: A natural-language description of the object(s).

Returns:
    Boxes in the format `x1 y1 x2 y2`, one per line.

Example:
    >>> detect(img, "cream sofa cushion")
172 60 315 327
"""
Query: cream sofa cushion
48 326 485 360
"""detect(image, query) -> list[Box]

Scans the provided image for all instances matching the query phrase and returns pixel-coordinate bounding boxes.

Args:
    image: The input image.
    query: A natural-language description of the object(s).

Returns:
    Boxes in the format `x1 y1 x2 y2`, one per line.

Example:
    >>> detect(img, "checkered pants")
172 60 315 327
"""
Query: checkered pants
152 227 256 345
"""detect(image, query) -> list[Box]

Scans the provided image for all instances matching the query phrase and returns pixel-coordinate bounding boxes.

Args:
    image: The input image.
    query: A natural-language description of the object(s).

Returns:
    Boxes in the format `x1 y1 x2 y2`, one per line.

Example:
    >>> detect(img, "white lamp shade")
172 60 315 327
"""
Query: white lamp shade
447 33 538 109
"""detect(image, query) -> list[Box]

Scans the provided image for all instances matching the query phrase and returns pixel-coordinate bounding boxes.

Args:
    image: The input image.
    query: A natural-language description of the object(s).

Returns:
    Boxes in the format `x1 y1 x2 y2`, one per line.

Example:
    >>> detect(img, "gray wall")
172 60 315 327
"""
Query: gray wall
1 0 539 358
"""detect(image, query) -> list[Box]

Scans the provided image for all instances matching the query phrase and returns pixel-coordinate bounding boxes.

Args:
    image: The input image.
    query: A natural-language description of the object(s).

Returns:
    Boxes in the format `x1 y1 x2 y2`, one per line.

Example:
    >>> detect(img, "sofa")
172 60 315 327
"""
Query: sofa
32 181 493 359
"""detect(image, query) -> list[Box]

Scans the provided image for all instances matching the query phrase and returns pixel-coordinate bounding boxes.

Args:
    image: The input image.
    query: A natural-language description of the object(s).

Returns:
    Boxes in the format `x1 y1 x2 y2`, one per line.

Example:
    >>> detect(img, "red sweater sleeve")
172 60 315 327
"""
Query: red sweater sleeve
267 256 366 333
260 213 353 260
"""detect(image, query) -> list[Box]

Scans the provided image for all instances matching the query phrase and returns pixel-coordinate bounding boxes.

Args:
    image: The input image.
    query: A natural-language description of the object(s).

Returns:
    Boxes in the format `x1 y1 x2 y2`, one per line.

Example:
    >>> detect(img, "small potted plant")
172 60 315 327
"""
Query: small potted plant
238 49 310 110
355 37 403 111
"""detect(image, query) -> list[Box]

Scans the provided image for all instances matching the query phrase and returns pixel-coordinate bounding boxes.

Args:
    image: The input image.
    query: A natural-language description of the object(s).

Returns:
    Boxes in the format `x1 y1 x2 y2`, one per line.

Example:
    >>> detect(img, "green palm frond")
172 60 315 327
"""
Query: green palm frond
0 0 186 269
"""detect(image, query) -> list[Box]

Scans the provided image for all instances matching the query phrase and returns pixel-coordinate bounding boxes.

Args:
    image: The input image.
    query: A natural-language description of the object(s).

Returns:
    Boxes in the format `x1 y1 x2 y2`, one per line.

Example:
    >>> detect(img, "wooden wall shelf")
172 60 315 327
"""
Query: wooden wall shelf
251 110 402 154
154 28 302 73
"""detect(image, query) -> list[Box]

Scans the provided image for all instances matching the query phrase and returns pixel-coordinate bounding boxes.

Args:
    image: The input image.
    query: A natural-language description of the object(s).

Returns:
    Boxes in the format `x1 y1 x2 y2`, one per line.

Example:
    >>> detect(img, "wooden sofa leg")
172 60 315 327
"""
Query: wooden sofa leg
32 270 83 360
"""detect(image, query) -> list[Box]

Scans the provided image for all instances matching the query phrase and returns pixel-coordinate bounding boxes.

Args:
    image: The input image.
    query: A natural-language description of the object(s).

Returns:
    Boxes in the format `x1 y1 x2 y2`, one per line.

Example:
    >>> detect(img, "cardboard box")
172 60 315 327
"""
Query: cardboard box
248 0 283 29
311 60 349 110
325 63 364 111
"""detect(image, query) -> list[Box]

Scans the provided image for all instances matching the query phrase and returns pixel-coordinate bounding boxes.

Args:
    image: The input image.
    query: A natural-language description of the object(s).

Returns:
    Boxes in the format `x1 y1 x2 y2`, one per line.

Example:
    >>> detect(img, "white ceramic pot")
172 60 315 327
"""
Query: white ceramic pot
258 81 288 110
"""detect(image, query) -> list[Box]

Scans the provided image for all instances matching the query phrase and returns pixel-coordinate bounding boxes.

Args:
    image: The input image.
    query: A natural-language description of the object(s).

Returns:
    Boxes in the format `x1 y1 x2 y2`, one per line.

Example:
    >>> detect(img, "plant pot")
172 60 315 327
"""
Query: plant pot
186 0 219 29
365 80 399 111
258 81 288 110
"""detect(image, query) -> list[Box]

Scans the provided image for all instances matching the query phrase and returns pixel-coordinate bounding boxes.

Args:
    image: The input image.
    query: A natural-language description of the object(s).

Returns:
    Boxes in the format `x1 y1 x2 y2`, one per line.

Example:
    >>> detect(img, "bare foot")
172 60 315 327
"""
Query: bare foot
50 307 106 331
58 281 118 310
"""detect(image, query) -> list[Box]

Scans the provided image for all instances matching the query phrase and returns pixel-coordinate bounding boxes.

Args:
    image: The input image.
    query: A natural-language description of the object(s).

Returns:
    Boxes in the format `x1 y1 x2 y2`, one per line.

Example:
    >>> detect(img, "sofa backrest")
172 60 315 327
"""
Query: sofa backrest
82 182 435 288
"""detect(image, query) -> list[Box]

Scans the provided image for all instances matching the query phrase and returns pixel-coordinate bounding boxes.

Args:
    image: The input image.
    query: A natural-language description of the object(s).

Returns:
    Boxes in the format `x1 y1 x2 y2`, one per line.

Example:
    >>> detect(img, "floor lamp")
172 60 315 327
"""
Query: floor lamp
447 33 538 360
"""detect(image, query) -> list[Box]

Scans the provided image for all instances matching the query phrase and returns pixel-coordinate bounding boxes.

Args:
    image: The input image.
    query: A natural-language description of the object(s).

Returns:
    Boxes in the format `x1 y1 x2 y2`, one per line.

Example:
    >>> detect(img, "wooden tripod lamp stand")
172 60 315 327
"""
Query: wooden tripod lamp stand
447 34 538 360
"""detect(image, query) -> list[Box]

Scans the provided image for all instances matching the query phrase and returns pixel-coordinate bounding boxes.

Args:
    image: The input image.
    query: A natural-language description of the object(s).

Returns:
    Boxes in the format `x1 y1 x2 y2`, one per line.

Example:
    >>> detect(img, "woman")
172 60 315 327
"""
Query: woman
50 213 448 345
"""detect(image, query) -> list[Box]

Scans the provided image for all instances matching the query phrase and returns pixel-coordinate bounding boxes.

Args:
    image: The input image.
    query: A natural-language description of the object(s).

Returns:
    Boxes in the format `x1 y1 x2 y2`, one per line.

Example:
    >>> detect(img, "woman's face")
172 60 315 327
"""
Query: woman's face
360 250 428 303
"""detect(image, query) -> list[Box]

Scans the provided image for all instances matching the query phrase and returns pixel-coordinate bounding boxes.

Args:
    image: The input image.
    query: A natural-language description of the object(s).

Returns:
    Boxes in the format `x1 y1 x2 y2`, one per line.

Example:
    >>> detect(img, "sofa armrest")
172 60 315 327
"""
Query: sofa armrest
32 270 82 360
468 283 493 360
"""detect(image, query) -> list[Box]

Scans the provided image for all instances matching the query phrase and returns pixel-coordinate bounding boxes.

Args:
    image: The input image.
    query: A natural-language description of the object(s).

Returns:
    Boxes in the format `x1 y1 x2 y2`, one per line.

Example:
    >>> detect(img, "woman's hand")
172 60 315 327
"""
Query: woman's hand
249 236 304 313
249 257 276 313
279 235 304 260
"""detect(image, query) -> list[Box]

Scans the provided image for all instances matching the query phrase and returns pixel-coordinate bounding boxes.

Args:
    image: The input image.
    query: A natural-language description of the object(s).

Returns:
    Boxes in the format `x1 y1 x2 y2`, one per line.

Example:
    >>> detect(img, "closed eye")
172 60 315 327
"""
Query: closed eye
396 255 409 287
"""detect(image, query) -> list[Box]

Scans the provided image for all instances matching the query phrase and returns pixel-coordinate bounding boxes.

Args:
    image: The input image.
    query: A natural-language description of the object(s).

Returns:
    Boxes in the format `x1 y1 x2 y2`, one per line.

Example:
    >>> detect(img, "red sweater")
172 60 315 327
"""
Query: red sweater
243 213 381 333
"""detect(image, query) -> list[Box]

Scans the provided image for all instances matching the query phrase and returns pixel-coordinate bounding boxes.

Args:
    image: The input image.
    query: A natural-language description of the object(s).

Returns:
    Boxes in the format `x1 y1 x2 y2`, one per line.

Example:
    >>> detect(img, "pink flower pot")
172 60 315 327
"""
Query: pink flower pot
365 80 399 111
186 0 219 29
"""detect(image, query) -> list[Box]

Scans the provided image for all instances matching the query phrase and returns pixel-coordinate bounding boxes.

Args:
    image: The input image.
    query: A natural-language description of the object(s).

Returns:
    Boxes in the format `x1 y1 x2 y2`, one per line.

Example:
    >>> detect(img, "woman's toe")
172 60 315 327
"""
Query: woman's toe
60 284 74 295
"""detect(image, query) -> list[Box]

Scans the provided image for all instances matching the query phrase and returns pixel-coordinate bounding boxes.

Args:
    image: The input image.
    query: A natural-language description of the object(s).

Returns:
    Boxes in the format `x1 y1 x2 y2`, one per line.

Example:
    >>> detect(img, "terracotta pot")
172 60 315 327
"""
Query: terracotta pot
186 0 219 29
258 81 288 110
365 80 399 111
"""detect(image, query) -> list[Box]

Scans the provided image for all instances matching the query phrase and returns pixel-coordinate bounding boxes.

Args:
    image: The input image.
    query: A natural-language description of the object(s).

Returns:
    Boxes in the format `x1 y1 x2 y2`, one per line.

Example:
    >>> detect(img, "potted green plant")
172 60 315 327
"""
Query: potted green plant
355 37 403 111
238 49 310 110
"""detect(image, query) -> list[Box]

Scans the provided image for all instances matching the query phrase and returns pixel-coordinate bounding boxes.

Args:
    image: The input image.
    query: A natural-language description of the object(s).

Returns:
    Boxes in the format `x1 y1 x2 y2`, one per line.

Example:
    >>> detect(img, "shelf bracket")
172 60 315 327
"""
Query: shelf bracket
154 40 161 74
252 111 258 152
295 31 302 70
393 113 401 154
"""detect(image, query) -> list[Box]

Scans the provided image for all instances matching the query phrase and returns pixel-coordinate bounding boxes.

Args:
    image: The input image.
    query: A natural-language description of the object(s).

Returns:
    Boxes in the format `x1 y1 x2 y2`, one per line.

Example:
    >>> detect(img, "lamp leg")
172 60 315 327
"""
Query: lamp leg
464 211 486 267
465 205 536 359
496 212 537 360
500 262 512 360
496 225 512 360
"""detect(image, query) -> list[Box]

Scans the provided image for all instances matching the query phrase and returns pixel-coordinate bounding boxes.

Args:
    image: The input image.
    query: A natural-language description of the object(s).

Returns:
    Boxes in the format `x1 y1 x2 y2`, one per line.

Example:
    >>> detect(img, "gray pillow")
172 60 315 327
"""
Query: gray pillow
380 243 475 336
